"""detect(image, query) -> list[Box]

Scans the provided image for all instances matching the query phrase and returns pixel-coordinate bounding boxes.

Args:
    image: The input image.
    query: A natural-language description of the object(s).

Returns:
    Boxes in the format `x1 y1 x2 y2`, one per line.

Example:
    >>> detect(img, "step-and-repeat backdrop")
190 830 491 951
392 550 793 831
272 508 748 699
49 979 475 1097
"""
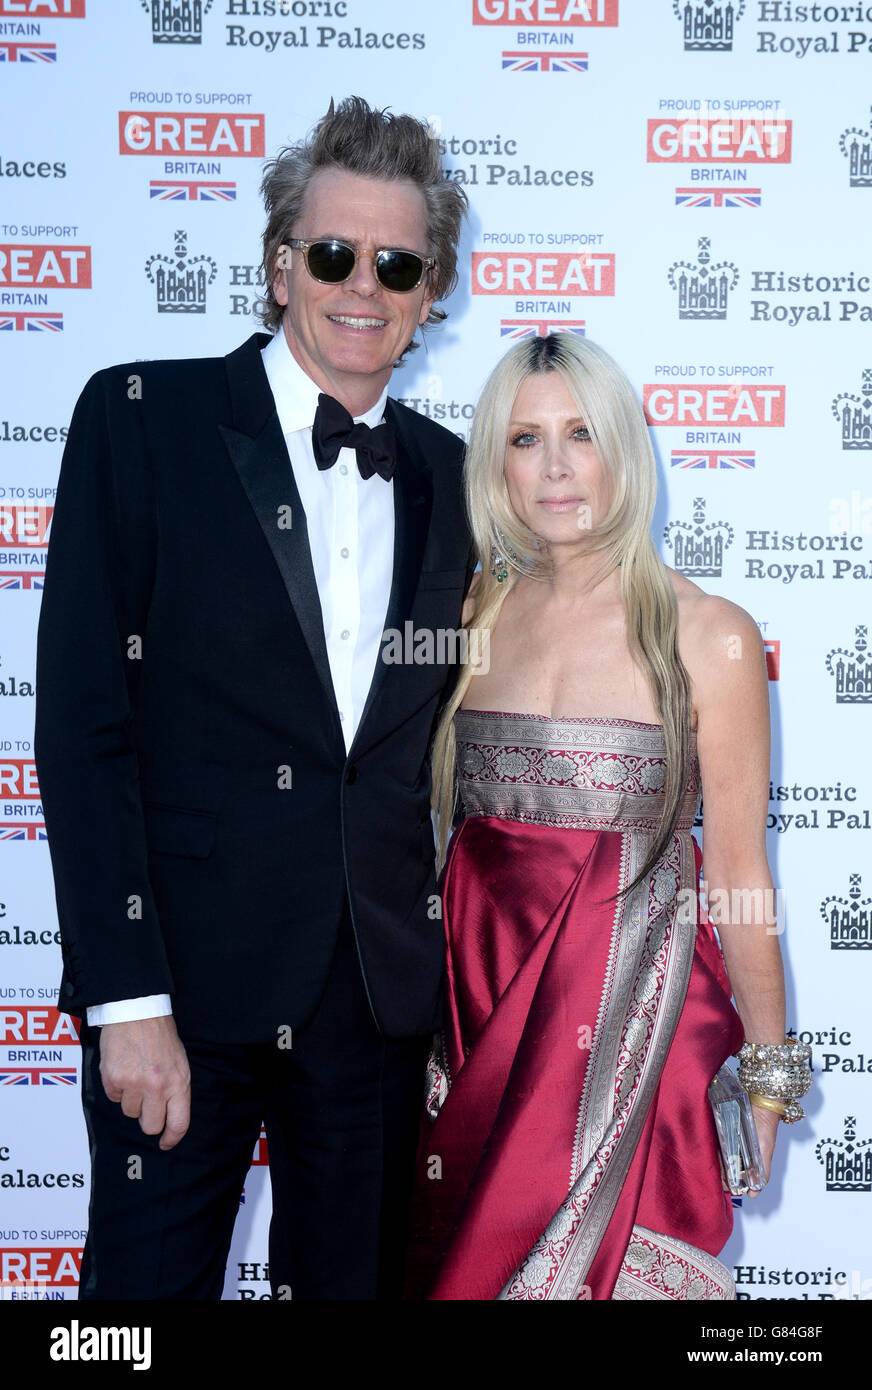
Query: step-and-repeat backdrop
1 0 870 1302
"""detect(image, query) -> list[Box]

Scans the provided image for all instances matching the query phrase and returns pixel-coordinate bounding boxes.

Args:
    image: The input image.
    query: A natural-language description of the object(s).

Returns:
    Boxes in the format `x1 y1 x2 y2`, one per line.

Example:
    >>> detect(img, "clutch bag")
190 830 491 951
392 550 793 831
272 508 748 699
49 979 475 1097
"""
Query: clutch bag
708 1063 767 1196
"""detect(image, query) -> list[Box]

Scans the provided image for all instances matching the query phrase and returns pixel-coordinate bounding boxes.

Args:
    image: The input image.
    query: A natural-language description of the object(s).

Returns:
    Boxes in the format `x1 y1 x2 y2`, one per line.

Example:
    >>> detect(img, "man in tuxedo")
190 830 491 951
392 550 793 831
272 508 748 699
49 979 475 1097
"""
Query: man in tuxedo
34 97 472 1301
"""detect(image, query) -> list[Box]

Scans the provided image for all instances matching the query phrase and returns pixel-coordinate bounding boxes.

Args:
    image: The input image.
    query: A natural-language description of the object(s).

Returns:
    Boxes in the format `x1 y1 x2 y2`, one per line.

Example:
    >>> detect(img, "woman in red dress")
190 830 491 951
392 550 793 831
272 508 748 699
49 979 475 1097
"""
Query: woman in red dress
405 333 791 1301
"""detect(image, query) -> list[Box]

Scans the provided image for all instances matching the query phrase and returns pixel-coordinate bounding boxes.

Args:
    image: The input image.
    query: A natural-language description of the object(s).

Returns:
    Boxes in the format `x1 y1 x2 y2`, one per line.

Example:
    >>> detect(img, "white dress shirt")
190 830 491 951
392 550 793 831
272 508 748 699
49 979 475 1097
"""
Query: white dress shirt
87 330 395 1026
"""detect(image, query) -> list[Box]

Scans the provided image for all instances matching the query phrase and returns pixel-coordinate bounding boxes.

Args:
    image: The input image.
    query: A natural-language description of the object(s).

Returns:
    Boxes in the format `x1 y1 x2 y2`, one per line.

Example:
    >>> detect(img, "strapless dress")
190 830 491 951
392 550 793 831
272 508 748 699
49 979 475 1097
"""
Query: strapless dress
405 709 744 1301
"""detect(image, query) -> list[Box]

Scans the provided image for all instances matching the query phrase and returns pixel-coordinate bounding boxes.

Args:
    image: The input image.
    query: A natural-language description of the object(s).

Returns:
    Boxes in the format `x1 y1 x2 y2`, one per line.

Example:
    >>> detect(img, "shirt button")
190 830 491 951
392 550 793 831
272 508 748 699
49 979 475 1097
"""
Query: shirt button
339 711 345 722
340 629 350 640
339 463 349 475
340 547 349 558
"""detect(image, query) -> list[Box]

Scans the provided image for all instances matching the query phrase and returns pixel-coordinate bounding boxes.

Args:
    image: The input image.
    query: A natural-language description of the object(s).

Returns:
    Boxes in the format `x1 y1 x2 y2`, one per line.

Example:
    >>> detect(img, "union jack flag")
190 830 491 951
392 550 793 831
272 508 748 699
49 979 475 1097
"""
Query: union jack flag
149 180 237 202
0 311 63 332
501 51 588 73
0 824 47 840
500 319 586 339
670 449 756 469
0 1068 77 1086
0 571 45 589
675 187 762 209
0 41 57 62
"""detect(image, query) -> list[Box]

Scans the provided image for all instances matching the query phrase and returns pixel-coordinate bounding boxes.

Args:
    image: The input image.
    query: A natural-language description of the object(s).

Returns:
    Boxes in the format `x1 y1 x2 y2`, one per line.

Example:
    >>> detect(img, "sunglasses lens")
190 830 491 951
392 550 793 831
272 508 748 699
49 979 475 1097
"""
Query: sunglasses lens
376 250 426 292
305 240 357 283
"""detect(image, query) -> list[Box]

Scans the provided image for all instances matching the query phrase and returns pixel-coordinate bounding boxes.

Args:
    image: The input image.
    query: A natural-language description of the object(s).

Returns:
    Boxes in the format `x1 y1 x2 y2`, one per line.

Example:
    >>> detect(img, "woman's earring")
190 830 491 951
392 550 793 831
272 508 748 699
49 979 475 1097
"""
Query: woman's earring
490 543 516 583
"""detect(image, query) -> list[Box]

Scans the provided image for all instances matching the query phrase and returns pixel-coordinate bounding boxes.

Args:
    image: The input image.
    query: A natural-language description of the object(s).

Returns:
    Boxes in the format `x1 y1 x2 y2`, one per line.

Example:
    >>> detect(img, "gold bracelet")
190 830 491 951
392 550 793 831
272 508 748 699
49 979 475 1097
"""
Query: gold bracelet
747 1092 788 1116
747 1092 804 1124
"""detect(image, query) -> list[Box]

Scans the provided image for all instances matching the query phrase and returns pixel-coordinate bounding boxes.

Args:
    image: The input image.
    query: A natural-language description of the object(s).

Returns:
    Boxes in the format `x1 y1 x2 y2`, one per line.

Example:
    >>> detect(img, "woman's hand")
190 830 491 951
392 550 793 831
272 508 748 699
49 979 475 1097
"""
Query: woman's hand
747 1103 780 1195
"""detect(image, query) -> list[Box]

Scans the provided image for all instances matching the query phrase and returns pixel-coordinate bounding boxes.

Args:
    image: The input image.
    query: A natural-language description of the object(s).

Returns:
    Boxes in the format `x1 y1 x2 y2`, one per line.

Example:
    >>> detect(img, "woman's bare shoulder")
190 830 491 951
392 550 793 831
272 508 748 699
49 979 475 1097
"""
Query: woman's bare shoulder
664 566 765 688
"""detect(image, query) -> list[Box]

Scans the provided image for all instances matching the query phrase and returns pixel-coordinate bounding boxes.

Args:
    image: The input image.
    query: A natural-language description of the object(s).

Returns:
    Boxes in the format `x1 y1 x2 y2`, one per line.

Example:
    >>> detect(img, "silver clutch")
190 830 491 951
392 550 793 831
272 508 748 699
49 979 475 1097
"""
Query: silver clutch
708 1064 767 1196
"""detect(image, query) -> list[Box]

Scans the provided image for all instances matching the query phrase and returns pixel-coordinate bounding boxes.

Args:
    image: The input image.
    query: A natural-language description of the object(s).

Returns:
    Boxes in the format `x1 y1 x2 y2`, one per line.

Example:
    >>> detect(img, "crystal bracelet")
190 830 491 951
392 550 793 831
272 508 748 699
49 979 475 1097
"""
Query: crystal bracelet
736 1037 812 1122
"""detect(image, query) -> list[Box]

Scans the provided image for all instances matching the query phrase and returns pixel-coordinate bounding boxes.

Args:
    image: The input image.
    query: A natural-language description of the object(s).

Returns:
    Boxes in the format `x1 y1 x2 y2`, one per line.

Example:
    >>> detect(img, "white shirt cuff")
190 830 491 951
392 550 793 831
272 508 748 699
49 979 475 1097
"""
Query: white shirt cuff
86 995 173 1026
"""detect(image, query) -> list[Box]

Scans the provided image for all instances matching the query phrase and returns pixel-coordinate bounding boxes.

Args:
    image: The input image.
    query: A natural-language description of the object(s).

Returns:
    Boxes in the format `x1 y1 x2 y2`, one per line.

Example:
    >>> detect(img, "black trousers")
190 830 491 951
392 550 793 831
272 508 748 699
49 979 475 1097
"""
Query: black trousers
77 902 431 1300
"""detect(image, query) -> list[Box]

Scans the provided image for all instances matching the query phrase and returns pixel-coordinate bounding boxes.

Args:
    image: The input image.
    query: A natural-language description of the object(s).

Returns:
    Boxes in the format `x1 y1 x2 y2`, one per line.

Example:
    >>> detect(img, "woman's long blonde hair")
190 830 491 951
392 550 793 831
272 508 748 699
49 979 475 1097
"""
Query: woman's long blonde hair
430 332 692 891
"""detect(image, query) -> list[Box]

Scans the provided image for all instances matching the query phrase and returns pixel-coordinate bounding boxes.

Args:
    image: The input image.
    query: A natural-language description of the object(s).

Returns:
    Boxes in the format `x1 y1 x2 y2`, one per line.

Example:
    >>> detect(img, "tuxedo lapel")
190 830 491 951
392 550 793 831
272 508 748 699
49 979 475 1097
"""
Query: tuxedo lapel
219 334 342 744
350 400 433 758
219 335 435 763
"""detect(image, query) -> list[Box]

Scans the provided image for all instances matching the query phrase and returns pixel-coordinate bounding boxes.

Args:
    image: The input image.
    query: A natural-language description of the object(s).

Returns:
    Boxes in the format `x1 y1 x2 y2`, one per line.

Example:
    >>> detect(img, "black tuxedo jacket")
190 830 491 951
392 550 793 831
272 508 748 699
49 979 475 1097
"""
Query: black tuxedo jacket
34 332 474 1043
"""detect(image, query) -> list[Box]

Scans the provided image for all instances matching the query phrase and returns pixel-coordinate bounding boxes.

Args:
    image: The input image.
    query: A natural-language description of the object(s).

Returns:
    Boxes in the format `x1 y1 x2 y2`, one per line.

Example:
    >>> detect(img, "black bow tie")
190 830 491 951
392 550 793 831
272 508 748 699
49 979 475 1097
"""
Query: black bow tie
312 392 396 481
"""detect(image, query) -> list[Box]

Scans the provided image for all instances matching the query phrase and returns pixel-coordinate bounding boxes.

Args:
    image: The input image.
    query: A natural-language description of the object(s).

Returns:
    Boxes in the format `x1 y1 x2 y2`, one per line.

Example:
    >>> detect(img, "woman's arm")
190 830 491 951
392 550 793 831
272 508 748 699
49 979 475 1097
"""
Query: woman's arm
682 593 786 1183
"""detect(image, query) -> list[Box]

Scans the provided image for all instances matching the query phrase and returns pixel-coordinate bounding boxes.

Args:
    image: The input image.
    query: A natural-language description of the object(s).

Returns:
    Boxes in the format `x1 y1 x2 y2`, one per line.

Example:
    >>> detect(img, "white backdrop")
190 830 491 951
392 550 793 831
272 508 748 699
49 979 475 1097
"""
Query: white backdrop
1 0 870 1301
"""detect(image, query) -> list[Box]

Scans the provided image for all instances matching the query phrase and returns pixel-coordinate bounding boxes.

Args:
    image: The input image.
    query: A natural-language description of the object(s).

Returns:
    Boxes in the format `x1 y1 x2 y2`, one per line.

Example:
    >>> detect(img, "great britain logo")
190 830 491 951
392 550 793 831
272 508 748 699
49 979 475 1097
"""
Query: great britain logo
0 1005 79 1085
500 318 586 339
473 2 618 75
501 50 588 72
0 0 85 62
0 759 44 838
0 0 85 10
648 111 789 213
473 1 618 24
0 501 51 593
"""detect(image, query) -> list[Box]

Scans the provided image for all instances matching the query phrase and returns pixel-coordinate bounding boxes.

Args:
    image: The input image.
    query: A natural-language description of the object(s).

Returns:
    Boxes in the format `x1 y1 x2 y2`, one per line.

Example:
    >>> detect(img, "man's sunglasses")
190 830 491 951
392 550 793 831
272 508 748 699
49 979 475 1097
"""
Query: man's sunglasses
279 238 435 293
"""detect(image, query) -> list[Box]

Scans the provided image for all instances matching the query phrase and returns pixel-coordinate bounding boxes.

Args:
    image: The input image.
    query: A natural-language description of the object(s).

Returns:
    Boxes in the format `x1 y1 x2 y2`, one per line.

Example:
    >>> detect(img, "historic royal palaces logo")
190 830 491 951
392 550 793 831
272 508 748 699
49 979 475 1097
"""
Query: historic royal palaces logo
668 238 739 321
139 0 212 44
145 230 217 313
663 498 734 577
816 1117 872 1192
832 369 872 450
821 872 872 950
673 0 744 51
825 625 872 704
839 107 872 188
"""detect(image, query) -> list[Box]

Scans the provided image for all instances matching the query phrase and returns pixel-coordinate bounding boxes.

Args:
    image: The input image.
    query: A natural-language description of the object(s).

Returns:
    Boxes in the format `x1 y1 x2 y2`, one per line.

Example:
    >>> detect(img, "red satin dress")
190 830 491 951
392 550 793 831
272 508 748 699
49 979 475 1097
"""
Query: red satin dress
405 710 745 1301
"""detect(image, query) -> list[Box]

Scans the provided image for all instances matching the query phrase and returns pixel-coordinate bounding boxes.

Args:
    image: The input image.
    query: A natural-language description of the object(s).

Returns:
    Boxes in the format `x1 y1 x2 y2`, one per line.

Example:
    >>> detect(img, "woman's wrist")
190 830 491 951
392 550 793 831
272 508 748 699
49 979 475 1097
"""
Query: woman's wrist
737 1036 812 1125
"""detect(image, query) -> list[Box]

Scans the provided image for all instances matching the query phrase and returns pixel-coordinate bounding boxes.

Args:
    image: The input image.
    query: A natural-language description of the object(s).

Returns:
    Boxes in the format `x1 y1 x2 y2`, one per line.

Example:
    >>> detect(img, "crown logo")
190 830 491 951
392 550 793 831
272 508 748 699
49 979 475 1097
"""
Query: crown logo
825 625 872 704
839 107 872 187
145 231 217 314
821 873 872 950
668 238 739 320
673 0 744 51
140 0 213 45
831 368 872 450
663 498 734 577
816 1117 872 1192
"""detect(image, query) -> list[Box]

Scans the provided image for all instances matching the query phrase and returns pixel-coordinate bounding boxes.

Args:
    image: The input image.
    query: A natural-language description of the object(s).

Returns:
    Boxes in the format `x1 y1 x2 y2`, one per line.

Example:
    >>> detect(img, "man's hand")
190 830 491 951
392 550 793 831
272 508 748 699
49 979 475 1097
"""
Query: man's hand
99 1015 191 1151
